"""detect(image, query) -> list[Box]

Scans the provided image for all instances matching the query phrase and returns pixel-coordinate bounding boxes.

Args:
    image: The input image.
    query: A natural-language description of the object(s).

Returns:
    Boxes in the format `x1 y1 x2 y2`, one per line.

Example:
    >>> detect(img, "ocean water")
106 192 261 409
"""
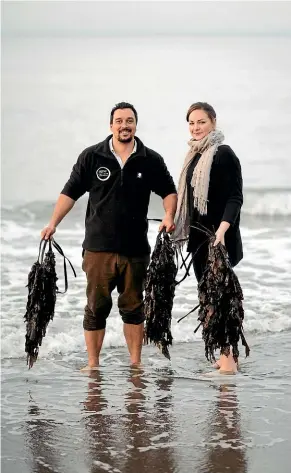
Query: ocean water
1 34 291 473
1 199 291 361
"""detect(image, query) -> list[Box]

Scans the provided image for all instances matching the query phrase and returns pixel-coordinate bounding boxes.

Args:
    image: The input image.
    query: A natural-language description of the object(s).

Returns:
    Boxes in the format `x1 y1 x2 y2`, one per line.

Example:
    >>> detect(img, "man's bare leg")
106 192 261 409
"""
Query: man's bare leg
81 329 105 370
123 323 144 365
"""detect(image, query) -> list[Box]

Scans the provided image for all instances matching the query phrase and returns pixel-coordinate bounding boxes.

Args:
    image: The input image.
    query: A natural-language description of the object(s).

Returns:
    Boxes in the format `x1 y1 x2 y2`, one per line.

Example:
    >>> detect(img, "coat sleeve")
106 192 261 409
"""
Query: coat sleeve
220 146 243 225
150 154 177 199
61 149 90 201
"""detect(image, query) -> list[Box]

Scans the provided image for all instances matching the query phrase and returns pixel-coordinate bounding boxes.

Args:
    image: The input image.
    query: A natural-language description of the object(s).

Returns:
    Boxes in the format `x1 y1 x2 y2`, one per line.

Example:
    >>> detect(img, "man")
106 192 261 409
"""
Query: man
41 102 177 369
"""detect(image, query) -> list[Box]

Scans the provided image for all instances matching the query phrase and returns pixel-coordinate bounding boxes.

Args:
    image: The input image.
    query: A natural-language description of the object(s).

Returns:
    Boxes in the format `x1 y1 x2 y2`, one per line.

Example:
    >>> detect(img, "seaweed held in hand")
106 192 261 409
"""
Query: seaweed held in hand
144 229 178 360
24 239 76 369
197 236 250 363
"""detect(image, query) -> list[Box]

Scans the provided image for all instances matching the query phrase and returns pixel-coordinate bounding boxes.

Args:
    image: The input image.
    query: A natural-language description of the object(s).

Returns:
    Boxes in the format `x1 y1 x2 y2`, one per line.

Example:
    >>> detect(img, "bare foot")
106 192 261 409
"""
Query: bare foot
80 357 99 371
130 361 142 369
219 369 236 375
80 356 100 371
80 365 99 372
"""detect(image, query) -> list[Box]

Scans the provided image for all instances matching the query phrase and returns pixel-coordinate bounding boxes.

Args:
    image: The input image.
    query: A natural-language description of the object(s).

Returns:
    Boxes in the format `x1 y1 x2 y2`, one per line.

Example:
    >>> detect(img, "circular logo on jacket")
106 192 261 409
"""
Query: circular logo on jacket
96 167 111 181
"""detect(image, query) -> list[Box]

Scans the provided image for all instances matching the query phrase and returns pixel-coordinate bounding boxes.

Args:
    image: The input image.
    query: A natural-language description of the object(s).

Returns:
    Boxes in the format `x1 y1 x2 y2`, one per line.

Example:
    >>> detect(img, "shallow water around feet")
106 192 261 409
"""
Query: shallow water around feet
2 333 291 473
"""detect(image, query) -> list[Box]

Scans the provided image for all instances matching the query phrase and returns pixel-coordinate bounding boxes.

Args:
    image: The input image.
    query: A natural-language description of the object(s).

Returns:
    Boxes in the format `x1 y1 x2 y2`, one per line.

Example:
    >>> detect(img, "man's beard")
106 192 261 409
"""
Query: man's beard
118 129 133 144
118 136 133 143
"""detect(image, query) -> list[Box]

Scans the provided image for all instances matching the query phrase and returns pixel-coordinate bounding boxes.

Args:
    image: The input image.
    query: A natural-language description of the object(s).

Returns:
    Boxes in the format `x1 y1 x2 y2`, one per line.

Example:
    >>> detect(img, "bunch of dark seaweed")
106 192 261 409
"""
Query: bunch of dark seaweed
24 239 76 369
189 228 249 363
176 226 250 363
144 229 177 359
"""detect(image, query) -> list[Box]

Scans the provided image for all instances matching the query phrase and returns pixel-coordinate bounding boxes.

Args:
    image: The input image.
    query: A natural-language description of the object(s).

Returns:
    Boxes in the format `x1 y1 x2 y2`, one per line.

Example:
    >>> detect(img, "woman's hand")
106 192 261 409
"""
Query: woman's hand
213 221 230 246
213 228 225 246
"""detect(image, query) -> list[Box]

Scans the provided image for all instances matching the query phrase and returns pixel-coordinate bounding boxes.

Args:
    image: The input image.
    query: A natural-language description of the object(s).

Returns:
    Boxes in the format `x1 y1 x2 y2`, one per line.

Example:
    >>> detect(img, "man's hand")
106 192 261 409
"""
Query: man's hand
161 193 177 233
159 215 175 233
41 224 56 240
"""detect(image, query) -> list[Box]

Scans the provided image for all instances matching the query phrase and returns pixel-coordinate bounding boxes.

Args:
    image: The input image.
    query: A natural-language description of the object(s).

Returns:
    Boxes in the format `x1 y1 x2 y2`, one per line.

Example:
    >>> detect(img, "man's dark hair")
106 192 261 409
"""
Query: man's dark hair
110 102 138 124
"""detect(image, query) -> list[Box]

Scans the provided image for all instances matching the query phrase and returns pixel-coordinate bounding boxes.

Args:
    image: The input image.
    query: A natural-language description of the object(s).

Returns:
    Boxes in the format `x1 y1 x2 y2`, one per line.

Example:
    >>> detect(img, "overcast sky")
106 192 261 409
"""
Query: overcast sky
2 1 291 37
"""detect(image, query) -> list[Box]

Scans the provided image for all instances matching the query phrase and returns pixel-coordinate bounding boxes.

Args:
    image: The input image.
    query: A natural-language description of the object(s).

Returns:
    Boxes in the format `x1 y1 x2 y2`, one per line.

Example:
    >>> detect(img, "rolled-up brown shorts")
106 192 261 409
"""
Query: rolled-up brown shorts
82 251 150 331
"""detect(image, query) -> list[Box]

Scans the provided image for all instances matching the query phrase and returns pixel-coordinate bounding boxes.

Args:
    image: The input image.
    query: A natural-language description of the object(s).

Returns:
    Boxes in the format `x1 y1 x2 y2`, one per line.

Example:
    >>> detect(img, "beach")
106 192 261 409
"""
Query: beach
2 30 291 472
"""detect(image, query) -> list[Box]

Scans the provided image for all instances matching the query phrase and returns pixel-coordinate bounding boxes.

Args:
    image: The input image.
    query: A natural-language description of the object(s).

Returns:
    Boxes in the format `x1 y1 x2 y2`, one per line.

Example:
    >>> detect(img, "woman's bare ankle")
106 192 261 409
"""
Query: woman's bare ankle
88 356 99 368
219 354 238 373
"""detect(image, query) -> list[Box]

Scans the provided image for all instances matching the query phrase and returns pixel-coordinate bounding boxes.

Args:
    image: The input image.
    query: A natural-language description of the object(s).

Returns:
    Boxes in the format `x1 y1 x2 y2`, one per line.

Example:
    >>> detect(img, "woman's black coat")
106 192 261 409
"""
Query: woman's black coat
187 144 243 267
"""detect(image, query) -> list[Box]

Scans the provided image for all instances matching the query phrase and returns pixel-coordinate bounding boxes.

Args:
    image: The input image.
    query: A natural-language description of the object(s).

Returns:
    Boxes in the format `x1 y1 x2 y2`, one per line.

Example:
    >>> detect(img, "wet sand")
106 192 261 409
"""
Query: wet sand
2 333 291 473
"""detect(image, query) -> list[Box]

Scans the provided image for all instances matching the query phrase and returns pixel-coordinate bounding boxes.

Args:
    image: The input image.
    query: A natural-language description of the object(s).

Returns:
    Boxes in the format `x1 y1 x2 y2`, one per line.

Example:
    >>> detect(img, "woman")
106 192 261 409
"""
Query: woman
174 102 243 373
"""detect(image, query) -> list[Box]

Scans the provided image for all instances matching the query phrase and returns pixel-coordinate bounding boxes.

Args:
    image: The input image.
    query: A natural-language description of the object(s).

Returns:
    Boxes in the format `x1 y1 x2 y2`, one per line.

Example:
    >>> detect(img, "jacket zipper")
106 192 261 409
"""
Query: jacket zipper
120 153 139 187
120 159 130 187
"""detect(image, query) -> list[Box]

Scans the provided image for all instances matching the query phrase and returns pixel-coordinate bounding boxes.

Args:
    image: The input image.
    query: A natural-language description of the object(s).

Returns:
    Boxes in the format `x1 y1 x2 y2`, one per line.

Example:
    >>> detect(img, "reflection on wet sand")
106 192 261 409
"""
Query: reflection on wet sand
199 383 248 473
82 370 117 473
122 367 177 473
25 395 60 473
82 367 177 473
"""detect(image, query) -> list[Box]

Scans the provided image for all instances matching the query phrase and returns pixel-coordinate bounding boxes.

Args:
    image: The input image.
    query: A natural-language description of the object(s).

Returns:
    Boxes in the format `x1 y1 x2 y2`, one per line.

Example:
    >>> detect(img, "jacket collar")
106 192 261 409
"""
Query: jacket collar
109 137 137 158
